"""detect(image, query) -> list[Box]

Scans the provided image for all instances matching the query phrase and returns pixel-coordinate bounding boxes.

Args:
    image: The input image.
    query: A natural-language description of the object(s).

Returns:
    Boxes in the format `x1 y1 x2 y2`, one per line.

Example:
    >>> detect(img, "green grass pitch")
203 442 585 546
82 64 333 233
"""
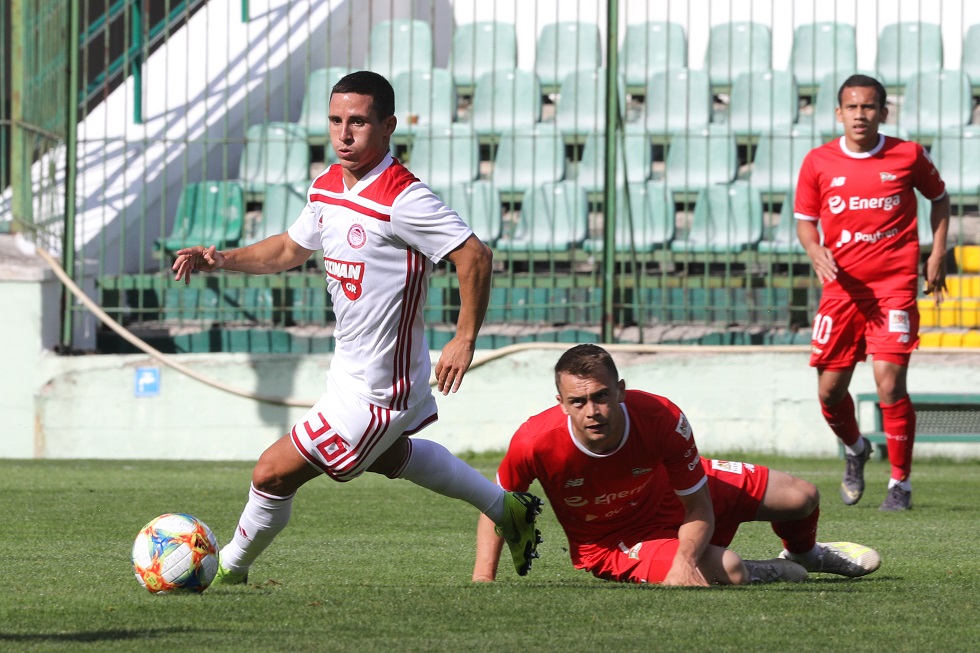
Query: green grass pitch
1 453 977 652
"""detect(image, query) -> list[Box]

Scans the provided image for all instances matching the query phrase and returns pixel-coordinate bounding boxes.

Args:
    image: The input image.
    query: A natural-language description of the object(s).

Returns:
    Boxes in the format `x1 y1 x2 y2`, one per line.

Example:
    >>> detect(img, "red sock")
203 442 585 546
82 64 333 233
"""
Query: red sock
820 394 862 447
771 506 819 555
881 396 916 481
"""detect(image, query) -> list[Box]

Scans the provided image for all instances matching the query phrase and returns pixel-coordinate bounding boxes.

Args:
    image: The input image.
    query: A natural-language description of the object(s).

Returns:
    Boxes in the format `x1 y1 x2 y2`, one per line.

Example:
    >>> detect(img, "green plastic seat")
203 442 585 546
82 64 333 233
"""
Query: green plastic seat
498 181 588 252
444 181 502 246
246 182 309 246
916 190 934 248
705 22 772 93
157 181 244 255
470 70 542 138
791 22 857 95
491 125 566 195
663 126 739 199
391 69 457 137
450 21 517 94
750 127 822 198
728 70 799 141
239 122 310 196
671 181 763 253
298 67 350 140
364 19 433 80
407 124 479 196
876 22 943 92
758 190 806 254
899 70 972 142
636 68 712 140
585 181 674 252
928 127 980 205
534 21 602 93
618 21 687 94
576 130 651 193
961 24 980 97
554 68 626 142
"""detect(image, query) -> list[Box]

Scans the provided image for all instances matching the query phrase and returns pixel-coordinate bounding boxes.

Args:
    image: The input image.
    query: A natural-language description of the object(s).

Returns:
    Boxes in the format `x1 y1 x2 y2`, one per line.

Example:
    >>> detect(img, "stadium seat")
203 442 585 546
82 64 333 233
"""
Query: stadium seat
239 122 310 197
758 190 806 254
900 70 973 143
490 125 566 195
554 68 626 143
670 181 763 253
727 70 800 142
469 69 542 139
298 67 350 141
245 182 309 247
449 21 518 95
749 127 822 199
662 125 739 200
407 124 479 196
534 21 603 94
928 127 980 205
498 181 588 252
391 69 457 138
585 181 674 252
162 286 273 323
791 22 857 96
576 130 652 193
915 190 935 249
443 180 502 246
635 68 712 141
618 21 687 95
962 24 980 97
875 22 943 92
364 19 433 81
157 181 244 255
704 21 772 93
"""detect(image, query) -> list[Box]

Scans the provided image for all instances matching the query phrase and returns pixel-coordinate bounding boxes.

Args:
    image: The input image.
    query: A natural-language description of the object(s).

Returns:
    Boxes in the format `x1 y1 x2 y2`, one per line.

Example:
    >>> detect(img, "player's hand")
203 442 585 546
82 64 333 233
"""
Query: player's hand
807 246 838 285
172 245 224 284
435 336 476 395
924 252 947 305
662 560 709 587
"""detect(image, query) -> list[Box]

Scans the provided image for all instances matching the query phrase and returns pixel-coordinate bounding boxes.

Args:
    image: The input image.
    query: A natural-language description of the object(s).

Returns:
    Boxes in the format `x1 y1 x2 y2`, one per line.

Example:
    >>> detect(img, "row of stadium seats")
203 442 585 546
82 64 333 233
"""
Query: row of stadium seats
363 19 980 97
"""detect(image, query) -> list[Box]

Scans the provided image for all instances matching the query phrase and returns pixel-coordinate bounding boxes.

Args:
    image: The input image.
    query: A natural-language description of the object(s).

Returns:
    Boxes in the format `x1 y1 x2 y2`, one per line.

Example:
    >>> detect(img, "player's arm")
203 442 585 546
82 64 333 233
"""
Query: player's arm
924 192 950 304
662 482 714 587
473 513 505 582
435 235 492 395
173 232 314 283
797 219 837 284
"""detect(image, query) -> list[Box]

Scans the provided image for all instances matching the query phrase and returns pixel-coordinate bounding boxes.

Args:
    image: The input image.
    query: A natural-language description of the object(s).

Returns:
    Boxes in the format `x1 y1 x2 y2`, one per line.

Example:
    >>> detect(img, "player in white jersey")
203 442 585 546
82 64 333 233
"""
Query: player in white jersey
172 71 543 583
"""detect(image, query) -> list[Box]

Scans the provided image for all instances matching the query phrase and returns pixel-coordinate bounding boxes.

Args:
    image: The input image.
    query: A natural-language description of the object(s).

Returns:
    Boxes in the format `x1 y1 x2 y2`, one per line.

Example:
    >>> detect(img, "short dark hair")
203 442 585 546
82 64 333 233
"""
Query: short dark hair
554 344 619 390
331 70 395 119
837 74 887 110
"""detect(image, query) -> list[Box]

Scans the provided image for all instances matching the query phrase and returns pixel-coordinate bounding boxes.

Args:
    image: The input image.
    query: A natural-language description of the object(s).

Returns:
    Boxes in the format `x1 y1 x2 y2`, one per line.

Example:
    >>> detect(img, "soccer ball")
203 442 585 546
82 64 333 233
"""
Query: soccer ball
131 513 220 594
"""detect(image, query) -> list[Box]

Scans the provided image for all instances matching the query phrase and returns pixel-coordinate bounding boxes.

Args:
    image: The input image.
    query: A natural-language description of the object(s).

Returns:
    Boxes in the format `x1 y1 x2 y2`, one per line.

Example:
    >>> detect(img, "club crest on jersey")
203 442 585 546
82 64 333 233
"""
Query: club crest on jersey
880 171 897 182
675 413 692 440
323 257 365 301
347 223 367 249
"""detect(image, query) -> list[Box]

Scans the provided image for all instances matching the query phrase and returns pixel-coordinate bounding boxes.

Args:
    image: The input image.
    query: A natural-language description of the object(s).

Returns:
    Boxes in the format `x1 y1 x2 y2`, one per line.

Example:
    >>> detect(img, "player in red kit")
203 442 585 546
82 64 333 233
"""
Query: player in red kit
472 345 881 586
795 74 950 511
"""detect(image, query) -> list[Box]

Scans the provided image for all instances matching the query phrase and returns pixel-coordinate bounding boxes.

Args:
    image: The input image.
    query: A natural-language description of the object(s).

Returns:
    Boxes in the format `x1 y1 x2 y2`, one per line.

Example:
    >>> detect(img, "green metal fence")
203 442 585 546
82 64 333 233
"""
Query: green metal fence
3 0 978 354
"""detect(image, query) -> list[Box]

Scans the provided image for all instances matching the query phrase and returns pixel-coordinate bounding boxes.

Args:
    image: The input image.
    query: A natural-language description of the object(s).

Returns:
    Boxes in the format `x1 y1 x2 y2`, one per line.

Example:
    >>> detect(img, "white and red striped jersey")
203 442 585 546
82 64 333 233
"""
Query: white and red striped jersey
288 152 473 410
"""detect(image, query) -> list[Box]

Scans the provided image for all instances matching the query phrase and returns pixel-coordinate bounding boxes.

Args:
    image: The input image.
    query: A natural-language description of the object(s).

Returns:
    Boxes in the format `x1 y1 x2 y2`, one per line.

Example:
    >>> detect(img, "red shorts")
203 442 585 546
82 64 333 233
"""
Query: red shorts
584 459 769 584
809 296 918 370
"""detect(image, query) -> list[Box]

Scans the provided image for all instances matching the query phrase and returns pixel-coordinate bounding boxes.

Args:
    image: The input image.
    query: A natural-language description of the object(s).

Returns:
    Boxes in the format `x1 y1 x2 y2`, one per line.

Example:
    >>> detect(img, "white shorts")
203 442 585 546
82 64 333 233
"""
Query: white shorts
289 373 438 482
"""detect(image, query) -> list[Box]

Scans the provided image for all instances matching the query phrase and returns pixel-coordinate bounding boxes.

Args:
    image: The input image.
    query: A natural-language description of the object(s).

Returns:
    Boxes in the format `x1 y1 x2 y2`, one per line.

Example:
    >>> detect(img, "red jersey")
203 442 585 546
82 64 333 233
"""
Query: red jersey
496 390 705 569
795 135 946 300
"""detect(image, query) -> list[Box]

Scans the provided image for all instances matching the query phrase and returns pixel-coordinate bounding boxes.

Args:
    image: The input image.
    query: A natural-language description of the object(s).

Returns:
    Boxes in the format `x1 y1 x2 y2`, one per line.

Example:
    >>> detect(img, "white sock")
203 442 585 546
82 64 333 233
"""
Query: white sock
396 439 506 523
219 484 294 573
888 478 912 492
844 438 865 457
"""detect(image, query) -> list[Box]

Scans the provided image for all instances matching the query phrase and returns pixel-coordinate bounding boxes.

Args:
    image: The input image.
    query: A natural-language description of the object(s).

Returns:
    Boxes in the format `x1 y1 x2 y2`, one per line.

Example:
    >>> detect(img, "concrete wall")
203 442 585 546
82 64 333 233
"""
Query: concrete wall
5 236 979 461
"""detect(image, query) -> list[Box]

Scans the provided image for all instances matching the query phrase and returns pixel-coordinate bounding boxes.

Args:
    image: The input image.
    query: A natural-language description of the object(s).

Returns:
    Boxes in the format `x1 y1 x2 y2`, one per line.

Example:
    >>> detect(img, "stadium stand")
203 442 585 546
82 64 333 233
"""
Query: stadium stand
900 70 973 143
406 124 480 196
391 68 457 139
443 180 503 246
727 70 800 143
662 125 739 201
576 130 652 193
534 21 603 94
670 181 763 253
791 21 857 96
298 67 350 143
757 190 806 255
245 181 309 247
875 21 943 93
749 127 822 200
449 21 518 96
497 181 589 252
962 24 980 98
490 124 566 196
156 181 244 256
634 68 712 142
618 21 687 95
469 69 542 140
584 180 675 252
239 122 311 198
928 127 980 206
364 19 433 80
704 21 772 94
554 68 627 144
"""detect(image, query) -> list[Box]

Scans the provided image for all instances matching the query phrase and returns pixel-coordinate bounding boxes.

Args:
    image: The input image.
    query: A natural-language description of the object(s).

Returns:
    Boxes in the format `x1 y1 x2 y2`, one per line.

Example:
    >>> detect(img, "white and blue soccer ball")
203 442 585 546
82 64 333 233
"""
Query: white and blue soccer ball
131 513 219 594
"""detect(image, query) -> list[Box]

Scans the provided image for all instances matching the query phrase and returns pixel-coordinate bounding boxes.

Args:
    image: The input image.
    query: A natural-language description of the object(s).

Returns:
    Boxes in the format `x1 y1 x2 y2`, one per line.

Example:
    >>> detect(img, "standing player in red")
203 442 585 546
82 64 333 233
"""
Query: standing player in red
473 344 881 586
172 71 542 583
795 74 950 511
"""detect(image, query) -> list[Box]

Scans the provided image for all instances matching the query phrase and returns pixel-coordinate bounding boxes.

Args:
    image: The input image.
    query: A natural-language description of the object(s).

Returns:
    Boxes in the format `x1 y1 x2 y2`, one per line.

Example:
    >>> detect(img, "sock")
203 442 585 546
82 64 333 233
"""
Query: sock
396 438 506 523
888 477 913 492
219 484 294 573
771 506 820 556
880 396 916 482
820 394 862 448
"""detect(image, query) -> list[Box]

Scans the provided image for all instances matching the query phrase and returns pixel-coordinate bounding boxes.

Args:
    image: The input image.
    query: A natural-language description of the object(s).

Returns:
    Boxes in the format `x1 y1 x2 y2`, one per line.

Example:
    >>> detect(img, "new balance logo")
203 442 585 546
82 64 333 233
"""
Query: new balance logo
564 478 584 488
830 176 846 187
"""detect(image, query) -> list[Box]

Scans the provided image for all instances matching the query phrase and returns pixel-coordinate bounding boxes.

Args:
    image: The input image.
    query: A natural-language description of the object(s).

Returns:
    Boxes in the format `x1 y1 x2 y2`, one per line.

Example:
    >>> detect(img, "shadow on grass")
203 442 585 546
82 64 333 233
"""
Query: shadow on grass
0 628 220 643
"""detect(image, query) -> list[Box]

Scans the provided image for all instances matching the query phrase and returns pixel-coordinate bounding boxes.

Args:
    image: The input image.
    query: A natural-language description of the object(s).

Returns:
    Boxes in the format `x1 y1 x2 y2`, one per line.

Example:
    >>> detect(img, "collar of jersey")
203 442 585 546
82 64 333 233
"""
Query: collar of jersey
343 151 394 194
837 134 885 159
566 402 630 458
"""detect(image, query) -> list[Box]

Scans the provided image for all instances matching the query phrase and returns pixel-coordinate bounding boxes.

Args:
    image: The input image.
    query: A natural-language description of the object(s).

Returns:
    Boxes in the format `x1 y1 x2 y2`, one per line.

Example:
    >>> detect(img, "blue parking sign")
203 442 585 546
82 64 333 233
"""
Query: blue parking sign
134 367 161 397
